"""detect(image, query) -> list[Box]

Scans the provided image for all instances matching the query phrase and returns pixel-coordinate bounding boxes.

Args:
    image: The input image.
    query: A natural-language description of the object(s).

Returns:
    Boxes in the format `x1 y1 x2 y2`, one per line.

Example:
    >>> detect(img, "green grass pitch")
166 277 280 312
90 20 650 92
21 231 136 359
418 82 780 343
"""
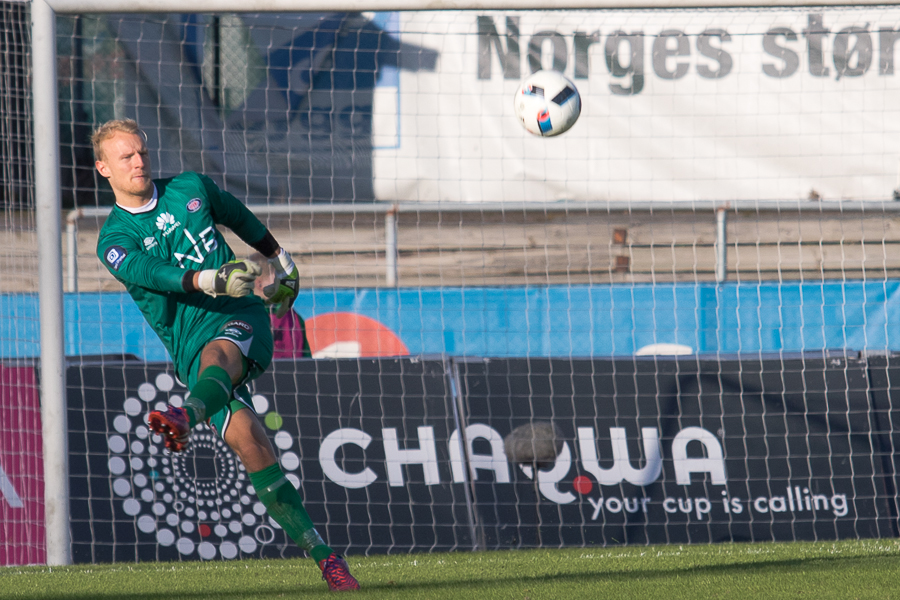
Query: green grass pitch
1 539 898 599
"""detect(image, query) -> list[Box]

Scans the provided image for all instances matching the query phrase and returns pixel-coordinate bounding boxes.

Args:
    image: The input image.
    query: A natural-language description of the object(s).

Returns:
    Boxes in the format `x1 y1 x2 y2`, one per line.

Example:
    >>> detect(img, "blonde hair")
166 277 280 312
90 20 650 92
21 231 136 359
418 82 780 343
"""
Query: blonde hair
91 119 145 161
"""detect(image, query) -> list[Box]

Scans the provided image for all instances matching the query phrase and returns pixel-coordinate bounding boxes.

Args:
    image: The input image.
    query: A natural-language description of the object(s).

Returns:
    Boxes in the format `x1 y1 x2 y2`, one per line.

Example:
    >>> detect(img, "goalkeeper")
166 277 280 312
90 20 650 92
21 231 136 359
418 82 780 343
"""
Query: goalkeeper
92 119 359 592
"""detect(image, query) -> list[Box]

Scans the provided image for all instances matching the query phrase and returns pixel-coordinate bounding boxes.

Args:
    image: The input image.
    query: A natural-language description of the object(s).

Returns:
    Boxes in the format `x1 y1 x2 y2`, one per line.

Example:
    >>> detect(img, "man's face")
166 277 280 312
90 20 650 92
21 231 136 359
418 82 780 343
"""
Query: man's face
95 131 153 200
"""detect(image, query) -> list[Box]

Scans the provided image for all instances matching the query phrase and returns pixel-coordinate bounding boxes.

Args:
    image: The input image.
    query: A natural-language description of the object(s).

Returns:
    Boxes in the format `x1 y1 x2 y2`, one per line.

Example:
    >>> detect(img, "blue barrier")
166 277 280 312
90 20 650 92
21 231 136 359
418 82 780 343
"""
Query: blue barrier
2 281 899 359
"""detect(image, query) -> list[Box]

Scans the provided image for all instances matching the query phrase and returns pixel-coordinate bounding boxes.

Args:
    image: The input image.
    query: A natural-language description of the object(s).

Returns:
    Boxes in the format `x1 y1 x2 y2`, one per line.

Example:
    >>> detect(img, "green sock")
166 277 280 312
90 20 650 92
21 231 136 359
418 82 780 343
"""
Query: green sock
249 463 334 563
182 365 232 427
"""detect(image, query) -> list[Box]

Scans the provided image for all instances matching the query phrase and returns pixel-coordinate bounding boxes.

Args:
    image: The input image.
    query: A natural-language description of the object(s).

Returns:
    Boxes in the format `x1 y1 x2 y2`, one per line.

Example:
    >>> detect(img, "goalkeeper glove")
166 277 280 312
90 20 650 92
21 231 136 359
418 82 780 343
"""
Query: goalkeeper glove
263 248 299 318
197 260 261 298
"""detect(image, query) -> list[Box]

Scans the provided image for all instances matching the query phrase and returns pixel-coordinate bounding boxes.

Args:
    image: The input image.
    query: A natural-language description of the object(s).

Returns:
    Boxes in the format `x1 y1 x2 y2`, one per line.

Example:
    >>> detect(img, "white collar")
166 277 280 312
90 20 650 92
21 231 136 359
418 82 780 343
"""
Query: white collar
116 183 158 214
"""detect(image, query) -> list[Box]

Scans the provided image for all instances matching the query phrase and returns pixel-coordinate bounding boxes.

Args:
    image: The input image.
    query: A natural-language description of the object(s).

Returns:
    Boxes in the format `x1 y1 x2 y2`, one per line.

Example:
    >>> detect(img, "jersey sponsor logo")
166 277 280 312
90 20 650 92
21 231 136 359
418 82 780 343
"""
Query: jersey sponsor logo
155 211 181 237
104 245 127 270
224 320 253 334
174 226 217 267
156 212 175 230
186 198 202 212
143 236 158 250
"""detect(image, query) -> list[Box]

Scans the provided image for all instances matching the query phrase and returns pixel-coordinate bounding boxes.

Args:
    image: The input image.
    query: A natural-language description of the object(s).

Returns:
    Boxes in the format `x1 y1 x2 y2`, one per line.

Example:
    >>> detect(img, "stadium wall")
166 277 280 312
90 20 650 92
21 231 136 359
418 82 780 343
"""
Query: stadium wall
3 281 900 360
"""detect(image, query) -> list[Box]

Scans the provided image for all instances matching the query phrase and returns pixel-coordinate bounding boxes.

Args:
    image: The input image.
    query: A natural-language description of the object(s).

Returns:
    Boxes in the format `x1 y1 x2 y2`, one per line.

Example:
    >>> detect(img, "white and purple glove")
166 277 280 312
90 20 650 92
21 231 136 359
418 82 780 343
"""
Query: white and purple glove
263 248 299 318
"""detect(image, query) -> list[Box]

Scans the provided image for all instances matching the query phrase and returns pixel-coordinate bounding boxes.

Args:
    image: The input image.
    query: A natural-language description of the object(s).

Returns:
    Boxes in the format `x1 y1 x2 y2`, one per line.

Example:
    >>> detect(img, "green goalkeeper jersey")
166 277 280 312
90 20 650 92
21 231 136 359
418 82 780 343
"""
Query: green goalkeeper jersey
97 171 268 381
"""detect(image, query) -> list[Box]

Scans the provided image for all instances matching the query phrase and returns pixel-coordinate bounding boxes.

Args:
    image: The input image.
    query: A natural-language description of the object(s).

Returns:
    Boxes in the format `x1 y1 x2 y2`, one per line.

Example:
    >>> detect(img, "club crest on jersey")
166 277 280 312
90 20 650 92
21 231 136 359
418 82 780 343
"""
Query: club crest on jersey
104 245 127 270
143 237 158 250
155 211 181 237
186 198 202 213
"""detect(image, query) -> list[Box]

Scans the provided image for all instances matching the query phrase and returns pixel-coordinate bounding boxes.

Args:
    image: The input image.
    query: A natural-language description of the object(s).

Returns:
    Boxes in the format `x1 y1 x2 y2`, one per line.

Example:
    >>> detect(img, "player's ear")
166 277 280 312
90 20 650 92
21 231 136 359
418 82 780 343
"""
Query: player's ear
95 159 111 178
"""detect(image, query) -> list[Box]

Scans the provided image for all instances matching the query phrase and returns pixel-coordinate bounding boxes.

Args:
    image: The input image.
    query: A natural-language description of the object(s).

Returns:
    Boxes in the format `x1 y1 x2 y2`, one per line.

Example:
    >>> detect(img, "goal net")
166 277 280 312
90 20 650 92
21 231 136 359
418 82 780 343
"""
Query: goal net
4 2 900 565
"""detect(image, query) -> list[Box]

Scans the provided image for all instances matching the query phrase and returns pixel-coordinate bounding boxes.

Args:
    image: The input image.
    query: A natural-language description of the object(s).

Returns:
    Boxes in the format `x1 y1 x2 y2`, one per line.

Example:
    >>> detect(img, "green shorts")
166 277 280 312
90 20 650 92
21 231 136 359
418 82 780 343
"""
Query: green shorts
184 308 273 439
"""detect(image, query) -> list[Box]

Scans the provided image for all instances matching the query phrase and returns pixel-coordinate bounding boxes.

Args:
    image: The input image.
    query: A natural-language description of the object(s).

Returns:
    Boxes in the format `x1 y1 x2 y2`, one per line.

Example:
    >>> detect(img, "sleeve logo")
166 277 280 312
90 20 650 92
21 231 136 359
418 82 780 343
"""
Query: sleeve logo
186 198 202 212
105 245 127 270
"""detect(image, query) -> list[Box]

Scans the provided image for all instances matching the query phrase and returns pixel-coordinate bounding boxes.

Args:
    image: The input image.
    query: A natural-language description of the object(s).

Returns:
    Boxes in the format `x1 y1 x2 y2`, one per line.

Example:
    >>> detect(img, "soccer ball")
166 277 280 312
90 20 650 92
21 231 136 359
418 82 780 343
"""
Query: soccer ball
513 70 581 137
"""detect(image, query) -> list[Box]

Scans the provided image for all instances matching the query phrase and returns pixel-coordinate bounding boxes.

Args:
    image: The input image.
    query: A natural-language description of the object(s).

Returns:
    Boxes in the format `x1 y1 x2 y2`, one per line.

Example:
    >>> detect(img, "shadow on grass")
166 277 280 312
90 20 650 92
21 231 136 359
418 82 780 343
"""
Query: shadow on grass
6 551 897 600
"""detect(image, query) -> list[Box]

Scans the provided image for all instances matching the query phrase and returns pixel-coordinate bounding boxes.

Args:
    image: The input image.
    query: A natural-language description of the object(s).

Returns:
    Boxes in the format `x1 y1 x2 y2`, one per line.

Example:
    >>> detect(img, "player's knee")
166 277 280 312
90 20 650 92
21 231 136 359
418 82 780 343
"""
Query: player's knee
200 340 245 383
227 429 275 470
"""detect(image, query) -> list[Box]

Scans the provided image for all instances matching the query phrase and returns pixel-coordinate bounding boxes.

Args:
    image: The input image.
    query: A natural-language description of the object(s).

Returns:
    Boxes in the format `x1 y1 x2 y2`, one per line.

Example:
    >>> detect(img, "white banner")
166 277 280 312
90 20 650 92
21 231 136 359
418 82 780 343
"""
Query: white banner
373 8 900 203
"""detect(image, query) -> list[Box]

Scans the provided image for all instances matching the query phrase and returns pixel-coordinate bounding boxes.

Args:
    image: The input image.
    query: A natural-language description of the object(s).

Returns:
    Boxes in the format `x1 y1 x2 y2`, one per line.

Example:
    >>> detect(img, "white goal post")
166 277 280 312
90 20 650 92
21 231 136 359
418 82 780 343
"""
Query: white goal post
26 0 900 566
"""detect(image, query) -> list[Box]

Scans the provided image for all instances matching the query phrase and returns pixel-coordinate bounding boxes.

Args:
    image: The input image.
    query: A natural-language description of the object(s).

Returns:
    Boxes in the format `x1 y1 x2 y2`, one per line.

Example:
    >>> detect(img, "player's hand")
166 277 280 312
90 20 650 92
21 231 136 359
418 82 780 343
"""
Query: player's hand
263 249 299 318
197 260 261 298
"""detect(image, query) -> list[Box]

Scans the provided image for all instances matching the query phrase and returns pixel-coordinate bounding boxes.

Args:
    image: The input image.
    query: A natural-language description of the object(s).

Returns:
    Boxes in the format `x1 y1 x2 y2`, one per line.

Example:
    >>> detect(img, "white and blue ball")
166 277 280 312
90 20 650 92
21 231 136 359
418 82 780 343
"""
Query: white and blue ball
513 70 581 137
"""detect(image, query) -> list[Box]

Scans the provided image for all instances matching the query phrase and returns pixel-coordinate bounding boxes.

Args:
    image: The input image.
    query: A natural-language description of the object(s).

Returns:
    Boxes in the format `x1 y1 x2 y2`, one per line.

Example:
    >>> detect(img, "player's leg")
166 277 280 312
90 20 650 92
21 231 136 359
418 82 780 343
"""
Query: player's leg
223 407 358 591
147 338 242 452
150 308 358 591
149 312 265 451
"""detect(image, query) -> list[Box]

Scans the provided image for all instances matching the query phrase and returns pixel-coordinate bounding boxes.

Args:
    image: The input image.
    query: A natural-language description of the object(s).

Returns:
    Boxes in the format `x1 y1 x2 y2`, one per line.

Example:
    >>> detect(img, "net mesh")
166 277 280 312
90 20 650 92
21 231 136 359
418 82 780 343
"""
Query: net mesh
3 6 900 565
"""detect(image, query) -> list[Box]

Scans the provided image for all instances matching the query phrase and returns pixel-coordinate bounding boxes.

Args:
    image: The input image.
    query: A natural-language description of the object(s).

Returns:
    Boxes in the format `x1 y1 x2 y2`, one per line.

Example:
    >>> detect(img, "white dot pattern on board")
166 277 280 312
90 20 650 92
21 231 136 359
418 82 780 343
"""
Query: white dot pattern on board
155 373 175 392
280 451 300 471
198 542 217 560
138 515 156 533
221 542 238 559
106 380 289 561
177 537 195 555
239 536 257 553
137 382 157 401
251 394 269 413
124 397 143 416
157 529 175 546
108 456 126 475
274 431 293 450
113 415 131 434
122 499 141 516
108 435 127 454
113 478 132 497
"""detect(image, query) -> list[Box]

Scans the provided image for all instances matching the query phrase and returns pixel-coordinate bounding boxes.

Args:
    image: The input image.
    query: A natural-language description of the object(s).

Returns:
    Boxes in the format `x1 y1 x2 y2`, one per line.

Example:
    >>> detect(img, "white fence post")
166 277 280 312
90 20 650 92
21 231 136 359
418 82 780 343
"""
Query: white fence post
715 206 728 284
386 205 398 287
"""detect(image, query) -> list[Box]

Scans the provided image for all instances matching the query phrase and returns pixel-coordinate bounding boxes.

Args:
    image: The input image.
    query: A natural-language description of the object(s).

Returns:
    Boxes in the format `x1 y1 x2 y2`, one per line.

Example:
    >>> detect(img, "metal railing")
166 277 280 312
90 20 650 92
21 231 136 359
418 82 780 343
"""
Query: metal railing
66 198 900 292
66 200 744 292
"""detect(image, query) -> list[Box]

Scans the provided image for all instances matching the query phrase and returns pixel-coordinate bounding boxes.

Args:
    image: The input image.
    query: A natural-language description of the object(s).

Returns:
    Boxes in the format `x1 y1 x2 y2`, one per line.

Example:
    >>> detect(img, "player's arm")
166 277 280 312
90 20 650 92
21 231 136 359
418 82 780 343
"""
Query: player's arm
99 233 259 298
200 173 300 316
99 235 189 292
